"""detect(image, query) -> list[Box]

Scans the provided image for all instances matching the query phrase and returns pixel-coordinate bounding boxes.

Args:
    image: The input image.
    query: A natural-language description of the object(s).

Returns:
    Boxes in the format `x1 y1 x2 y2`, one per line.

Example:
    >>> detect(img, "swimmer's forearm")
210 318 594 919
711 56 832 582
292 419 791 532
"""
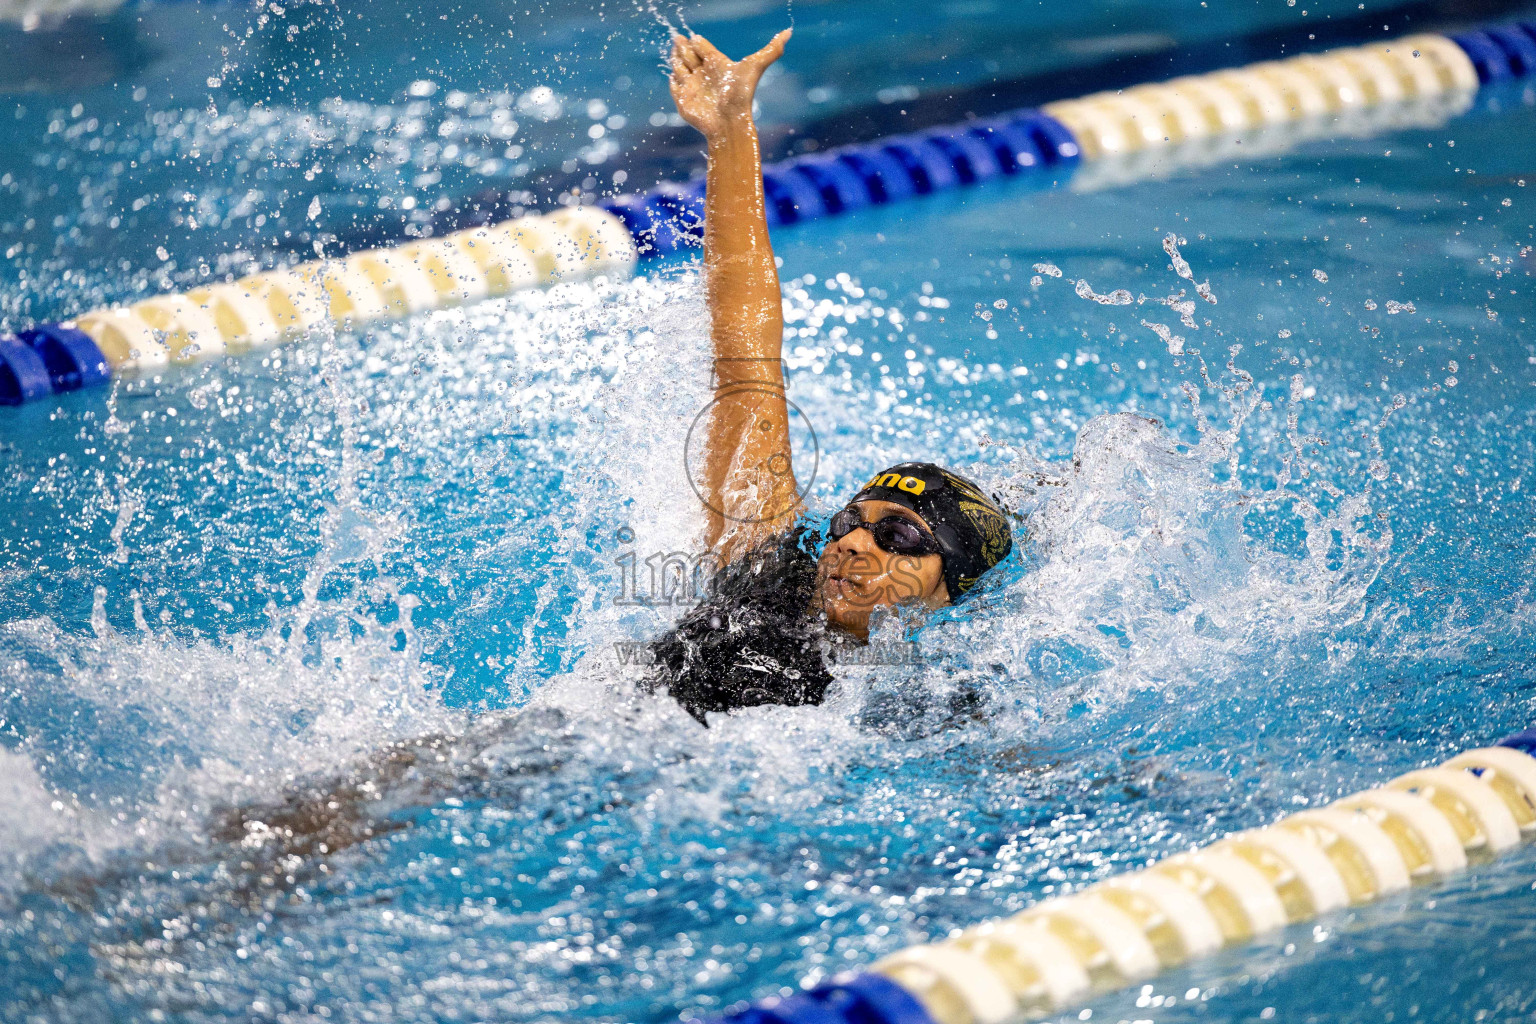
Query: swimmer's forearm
703 121 785 383
697 121 800 552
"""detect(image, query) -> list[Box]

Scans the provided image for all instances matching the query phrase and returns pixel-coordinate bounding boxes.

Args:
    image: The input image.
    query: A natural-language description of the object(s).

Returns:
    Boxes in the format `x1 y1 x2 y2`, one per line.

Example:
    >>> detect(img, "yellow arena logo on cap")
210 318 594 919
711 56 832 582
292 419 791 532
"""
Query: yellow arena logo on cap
866 472 926 495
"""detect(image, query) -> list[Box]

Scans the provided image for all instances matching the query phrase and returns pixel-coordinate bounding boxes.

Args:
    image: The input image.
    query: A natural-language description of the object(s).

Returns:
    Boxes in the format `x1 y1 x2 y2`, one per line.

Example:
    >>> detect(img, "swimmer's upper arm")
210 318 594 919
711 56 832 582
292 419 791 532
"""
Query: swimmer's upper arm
702 369 802 560
670 32 800 560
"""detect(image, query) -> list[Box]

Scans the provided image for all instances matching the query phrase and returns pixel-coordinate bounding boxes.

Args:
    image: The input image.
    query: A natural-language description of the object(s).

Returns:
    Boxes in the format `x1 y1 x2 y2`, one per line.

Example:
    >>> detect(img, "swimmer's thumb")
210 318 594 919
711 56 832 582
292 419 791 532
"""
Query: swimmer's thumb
745 28 791 74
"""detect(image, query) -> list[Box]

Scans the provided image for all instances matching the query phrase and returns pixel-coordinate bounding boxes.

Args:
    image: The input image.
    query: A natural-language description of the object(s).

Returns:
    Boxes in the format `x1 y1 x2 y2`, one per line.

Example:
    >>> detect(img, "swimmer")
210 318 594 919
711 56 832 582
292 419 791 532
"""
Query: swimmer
196 32 1021 861
648 32 1015 722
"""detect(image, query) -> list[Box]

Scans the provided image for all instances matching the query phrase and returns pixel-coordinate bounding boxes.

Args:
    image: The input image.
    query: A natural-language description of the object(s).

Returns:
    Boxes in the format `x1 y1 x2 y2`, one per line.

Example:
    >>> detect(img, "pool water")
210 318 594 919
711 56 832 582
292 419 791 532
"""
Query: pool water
3 2 1536 1023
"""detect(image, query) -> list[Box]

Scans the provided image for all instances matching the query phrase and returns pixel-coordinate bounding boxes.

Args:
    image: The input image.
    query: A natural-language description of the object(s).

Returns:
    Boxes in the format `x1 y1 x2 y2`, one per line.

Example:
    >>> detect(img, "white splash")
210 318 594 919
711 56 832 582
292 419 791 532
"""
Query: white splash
1141 318 1185 355
1163 233 1217 305
1074 279 1134 305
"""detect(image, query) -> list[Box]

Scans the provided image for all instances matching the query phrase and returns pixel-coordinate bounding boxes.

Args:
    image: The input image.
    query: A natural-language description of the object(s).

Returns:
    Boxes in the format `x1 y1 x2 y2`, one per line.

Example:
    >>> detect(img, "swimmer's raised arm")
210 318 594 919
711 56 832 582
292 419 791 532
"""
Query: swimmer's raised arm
670 29 798 560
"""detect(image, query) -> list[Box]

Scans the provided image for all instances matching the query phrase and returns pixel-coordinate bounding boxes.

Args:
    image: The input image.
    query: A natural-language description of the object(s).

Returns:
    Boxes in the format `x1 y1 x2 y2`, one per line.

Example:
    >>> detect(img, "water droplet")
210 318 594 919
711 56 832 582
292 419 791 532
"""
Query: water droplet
90 586 111 637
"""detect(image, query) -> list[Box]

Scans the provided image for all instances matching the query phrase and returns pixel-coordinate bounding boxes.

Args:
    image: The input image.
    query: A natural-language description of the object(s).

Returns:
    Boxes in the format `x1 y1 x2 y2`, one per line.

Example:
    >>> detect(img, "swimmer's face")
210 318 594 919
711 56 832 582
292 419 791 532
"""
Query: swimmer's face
814 499 949 641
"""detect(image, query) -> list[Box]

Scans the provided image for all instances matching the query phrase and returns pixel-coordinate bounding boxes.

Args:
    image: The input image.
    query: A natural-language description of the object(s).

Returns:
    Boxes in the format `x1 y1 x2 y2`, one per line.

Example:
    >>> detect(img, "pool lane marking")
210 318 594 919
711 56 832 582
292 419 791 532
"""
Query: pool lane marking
689 739 1536 1024
61 207 634 377
1 23 1530 406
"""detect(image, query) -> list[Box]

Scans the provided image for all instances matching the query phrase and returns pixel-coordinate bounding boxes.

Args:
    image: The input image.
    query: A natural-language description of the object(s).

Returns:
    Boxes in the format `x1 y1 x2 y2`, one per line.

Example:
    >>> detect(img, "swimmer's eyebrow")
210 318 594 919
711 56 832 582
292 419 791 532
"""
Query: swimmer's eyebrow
852 501 926 526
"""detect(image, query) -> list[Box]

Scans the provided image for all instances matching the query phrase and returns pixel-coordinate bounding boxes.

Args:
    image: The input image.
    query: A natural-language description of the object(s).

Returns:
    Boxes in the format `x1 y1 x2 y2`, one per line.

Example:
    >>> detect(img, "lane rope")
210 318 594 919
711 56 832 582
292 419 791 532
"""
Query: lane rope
2 20 1532 410
2 207 637 403
688 733 1536 1024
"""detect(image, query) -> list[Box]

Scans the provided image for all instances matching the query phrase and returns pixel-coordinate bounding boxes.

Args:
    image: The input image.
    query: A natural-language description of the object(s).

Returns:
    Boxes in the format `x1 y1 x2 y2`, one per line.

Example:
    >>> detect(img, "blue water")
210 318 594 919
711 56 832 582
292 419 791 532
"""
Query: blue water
3 1 1536 1022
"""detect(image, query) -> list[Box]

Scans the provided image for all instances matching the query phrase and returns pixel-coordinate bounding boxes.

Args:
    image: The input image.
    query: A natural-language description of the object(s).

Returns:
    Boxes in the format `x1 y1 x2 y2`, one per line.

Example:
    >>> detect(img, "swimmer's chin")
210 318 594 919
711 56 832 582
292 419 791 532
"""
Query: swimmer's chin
814 578 876 642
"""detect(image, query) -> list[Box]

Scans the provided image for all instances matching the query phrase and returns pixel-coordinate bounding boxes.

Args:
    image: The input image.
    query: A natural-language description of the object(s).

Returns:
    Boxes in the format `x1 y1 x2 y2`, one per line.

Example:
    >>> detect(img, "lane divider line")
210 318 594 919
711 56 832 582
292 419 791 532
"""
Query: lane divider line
687 734 1536 1024
2 21 1532 407
1 207 636 402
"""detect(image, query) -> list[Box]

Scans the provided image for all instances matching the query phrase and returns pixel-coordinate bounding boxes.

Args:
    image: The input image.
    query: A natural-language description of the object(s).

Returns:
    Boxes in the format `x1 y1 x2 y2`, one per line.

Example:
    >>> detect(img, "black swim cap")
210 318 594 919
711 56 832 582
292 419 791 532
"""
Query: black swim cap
849 462 1013 599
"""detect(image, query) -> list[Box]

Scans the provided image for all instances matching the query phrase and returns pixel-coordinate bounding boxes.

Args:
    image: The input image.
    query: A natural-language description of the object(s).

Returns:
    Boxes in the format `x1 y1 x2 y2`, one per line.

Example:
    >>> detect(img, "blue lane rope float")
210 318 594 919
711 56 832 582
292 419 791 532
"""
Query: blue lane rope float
706 974 934 1024
687 736 1536 1024
0 335 52 406
1499 726 1536 756
1451 23 1536 81
600 108 1082 256
0 19 1532 409
18 325 112 393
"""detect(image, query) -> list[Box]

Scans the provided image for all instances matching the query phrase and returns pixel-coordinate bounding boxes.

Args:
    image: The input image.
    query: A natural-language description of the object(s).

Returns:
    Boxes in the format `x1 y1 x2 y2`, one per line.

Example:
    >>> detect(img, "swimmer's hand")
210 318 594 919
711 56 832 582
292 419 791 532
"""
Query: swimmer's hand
669 29 791 140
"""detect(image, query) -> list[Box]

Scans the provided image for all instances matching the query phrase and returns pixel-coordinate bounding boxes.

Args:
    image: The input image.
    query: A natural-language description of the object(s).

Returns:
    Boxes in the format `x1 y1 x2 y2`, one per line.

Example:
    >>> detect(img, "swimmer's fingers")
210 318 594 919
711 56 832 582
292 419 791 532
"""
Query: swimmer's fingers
670 36 721 132
688 33 726 66
670 37 706 94
669 38 689 92
673 33 704 73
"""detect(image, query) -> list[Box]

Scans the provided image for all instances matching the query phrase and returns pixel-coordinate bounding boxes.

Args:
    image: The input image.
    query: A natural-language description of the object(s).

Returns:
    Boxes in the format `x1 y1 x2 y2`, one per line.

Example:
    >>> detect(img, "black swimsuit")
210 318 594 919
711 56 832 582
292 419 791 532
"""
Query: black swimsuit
643 529 834 724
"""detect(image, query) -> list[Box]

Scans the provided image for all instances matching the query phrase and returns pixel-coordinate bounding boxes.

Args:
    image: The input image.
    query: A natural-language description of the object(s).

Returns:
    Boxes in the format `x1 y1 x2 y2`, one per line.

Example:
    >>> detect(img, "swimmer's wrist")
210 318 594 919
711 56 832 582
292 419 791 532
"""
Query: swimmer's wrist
703 116 758 149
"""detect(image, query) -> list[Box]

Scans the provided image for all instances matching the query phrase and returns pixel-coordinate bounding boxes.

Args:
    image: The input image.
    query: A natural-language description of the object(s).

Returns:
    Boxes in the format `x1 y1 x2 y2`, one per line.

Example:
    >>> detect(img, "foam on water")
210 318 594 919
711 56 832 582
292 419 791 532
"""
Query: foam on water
0 223 1531 1019
0 234 1409 870
0 268 720 886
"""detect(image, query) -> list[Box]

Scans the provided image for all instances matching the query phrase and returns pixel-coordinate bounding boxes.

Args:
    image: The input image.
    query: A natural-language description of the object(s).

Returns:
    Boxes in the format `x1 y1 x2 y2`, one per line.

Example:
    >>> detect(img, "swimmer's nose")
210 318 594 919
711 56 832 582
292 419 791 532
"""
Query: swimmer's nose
829 522 881 558
825 528 889 584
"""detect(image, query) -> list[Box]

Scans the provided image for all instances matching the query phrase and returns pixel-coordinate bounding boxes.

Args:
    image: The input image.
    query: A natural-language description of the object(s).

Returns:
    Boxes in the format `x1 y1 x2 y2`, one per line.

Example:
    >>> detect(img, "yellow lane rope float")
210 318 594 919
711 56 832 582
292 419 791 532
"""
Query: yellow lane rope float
67 207 637 375
863 742 1536 1024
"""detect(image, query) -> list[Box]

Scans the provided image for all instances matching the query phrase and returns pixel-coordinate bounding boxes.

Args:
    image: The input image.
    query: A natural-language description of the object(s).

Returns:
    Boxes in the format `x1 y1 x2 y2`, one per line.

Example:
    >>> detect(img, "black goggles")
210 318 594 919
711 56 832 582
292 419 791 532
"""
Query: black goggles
828 508 942 558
